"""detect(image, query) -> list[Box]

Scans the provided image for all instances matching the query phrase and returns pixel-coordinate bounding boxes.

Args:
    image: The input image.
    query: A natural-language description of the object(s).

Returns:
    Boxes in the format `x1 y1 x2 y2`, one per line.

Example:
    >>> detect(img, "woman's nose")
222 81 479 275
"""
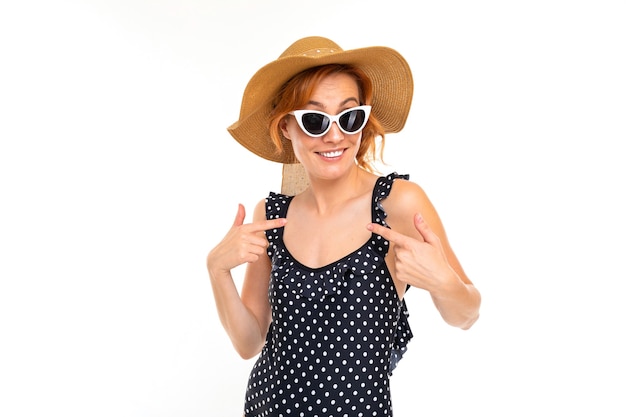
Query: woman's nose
322 121 344 142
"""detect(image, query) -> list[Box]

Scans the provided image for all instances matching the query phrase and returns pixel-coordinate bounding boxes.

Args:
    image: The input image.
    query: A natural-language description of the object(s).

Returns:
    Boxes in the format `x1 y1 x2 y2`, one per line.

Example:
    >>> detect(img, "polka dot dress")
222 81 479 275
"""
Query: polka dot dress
244 173 413 417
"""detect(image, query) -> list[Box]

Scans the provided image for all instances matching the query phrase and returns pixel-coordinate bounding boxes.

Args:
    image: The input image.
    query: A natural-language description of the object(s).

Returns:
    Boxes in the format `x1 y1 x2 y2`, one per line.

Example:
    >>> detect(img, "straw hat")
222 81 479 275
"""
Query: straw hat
227 36 414 164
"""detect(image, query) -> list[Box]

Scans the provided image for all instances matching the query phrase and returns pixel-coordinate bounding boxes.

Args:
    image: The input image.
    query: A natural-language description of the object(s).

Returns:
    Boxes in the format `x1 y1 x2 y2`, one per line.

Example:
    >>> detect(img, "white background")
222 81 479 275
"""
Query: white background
1 1 625 416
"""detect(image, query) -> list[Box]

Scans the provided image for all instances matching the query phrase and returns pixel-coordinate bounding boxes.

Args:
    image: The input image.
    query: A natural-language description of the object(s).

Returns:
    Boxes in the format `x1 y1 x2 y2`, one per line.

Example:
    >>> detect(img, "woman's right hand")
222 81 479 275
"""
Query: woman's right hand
206 203 287 275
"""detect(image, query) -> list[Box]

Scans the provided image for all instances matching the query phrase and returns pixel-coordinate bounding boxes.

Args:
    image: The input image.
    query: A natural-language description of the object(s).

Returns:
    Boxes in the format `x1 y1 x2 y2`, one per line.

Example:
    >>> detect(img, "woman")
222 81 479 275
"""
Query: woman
207 36 481 416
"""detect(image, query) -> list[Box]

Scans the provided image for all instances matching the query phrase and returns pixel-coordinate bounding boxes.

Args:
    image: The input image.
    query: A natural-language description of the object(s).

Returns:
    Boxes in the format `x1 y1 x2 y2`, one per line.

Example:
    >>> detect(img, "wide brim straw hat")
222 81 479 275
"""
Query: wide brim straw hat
227 36 414 164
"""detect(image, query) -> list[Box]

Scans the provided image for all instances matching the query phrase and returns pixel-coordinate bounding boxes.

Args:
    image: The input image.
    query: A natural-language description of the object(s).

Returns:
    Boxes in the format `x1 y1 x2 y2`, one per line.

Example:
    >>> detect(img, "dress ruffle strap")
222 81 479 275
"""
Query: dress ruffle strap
372 173 413 375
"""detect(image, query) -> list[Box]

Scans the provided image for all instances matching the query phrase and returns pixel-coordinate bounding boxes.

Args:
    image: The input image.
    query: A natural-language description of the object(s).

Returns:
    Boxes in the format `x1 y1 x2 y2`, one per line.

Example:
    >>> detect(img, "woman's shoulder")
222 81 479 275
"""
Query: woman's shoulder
384 174 435 223
385 174 429 204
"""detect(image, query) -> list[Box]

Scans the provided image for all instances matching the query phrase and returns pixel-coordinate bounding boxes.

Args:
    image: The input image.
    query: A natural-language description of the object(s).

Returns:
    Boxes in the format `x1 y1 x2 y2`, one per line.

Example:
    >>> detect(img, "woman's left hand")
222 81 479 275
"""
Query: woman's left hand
366 213 456 292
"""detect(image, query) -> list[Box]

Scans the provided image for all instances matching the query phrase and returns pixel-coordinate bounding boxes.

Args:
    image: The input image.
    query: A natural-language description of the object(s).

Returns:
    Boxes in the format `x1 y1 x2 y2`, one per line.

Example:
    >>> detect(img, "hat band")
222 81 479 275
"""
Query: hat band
299 47 340 57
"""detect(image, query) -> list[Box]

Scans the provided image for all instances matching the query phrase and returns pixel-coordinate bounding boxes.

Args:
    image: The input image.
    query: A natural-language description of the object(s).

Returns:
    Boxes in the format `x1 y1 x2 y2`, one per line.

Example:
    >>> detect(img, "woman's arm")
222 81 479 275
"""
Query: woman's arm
367 180 481 329
207 200 286 358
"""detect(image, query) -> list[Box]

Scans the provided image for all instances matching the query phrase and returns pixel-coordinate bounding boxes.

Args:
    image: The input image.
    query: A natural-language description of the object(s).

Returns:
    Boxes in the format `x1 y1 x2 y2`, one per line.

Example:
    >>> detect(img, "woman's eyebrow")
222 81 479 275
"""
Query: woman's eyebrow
306 97 360 109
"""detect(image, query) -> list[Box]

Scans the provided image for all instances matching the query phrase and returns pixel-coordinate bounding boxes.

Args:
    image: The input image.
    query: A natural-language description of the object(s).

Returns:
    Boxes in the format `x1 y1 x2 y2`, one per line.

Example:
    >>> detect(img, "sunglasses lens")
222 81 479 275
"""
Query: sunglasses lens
301 113 331 136
339 109 367 133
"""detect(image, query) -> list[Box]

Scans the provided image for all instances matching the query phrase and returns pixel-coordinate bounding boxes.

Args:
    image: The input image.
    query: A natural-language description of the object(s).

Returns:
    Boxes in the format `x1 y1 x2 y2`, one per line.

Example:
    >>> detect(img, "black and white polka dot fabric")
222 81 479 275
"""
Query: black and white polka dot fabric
244 173 413 417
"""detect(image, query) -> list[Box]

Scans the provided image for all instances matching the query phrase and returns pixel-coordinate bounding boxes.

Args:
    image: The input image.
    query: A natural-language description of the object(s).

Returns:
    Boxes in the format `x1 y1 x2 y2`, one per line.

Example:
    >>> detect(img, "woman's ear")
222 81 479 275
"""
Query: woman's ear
279 117 291 140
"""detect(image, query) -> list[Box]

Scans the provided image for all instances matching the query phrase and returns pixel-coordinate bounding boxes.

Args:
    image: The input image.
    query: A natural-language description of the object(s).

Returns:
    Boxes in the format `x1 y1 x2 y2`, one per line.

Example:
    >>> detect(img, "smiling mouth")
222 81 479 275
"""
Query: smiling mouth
318 149 344 158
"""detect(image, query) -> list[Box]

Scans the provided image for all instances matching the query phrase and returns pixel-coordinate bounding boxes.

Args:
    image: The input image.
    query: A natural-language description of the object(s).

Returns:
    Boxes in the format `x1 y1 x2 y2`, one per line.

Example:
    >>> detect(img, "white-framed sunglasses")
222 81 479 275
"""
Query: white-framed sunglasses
289 105 372 138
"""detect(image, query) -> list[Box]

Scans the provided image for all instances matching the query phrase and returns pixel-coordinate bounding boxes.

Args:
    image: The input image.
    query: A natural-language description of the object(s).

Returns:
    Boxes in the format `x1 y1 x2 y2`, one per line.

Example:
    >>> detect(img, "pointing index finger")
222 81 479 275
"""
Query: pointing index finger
366 222 403 244
253 217 287 232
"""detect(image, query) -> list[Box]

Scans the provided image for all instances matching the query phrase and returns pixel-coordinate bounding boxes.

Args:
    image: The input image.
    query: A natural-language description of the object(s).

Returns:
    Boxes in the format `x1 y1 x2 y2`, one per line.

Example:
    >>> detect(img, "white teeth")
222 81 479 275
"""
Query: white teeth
320 150 343 158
